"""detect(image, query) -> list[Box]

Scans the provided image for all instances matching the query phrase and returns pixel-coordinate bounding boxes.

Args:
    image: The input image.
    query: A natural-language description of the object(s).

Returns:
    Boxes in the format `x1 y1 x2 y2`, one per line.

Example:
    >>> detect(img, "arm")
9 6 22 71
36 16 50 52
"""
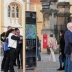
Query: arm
1 32 6 42
11 35 20 40
67 32 72 43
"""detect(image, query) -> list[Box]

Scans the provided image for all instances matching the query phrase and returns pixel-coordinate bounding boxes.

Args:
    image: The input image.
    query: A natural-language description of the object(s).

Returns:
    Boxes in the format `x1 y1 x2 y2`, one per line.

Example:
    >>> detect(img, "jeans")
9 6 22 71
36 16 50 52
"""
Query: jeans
37 47 41 61
59 55 65 67
64 54 72 72
59 55 62 67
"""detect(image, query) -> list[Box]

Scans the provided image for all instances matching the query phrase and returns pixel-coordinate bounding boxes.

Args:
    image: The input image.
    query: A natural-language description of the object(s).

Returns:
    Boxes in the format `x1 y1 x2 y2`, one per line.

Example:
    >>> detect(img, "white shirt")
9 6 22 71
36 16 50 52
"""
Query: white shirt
8 33 17 49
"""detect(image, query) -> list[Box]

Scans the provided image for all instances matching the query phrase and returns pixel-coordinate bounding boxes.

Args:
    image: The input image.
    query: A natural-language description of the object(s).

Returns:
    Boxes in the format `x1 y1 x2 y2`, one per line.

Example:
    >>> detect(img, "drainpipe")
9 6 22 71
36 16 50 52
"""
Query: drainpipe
27 0 30 11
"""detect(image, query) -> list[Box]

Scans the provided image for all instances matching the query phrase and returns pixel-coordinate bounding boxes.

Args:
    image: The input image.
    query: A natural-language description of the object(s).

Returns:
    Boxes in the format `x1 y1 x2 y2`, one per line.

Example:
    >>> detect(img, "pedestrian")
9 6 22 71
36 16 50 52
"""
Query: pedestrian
4 29 23 72
37 36 41 61
1 26 12 71
64 22 72 72
48 33 57 62
15 28 23 69
57 30 65 71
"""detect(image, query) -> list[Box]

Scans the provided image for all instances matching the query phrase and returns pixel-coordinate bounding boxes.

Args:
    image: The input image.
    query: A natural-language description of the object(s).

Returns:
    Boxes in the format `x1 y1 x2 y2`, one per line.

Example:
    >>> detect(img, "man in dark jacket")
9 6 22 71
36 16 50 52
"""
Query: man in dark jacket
1 26 12 71
15 28 23 69
64 22 72 72
37 36 41 61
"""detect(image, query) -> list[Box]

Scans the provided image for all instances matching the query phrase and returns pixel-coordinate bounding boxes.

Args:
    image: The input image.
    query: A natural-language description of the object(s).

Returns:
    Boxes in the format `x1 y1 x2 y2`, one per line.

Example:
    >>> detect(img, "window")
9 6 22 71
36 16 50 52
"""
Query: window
8 4 19 18
16 6 19 18
12 6 15 18
8 6 10 17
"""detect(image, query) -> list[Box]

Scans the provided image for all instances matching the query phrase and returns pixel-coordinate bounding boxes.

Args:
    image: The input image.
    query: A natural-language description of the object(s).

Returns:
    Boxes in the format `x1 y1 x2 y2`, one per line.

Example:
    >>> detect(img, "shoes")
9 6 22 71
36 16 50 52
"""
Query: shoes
57 67 63 71
62 66 64 70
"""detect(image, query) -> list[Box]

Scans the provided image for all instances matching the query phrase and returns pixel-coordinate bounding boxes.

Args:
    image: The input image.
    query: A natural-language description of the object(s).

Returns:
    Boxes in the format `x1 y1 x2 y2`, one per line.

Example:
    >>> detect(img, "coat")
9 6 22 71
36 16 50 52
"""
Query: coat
59 35 65 55
64 30 72 54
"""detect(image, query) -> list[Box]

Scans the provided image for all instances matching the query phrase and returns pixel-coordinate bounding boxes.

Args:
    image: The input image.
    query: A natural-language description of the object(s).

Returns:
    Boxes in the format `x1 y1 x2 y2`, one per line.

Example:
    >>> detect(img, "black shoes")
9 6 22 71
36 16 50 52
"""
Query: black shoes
57 67 63 71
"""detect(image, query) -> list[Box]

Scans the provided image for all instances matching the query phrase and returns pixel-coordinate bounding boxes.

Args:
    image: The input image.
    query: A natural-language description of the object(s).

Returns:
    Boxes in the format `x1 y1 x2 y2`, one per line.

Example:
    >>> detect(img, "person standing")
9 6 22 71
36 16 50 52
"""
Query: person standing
64 22 72 72
1 26 12 71
48 33 57 62
37 36 41 61
4 29 23 72
57 30 65 70
15 28 23 69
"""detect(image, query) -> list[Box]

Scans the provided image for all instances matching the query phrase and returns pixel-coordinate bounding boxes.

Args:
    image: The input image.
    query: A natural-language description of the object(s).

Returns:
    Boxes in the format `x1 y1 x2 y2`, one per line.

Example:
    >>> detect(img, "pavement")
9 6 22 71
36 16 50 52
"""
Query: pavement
0 54 65 72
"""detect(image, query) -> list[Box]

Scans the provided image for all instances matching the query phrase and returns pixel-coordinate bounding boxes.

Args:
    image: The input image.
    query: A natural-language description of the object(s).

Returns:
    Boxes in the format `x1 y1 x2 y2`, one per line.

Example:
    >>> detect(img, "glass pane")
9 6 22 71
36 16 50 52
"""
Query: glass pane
16 13 18 18
16 6 19 18
12 13 15 18
12 7 15 18
16 6 19 12
8 6 10 17
8 12 10 17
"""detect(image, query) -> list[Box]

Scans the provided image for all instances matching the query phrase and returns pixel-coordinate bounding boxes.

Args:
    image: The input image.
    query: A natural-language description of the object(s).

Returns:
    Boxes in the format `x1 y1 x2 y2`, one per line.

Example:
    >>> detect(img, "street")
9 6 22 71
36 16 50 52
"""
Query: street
0 54 64 72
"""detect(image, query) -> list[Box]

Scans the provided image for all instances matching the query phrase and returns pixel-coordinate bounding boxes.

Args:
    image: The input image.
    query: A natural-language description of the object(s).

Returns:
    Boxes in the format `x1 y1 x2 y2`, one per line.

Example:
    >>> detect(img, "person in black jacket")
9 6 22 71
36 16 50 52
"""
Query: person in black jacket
37 36 41 61
15 28 23 69
4 29 23 72
57 30 65 71
1 26 12 71
1 26 12 42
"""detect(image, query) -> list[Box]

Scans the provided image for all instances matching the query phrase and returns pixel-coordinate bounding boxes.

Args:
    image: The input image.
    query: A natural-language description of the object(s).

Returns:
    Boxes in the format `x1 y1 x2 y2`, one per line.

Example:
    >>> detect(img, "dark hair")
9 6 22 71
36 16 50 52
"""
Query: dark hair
60 30 64 35
6 29 14 37
15 28 19 31
50 34 53 37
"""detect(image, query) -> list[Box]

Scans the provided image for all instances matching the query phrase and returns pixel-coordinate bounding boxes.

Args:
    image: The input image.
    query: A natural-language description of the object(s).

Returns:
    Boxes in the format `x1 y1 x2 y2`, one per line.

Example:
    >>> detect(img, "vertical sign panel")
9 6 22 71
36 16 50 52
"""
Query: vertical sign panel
25 11 37 68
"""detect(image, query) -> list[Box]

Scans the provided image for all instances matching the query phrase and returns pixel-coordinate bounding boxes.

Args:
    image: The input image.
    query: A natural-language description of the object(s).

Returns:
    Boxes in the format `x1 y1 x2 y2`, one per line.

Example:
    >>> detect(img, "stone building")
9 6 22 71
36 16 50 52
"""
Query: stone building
0 0 43 39
0 0 72 53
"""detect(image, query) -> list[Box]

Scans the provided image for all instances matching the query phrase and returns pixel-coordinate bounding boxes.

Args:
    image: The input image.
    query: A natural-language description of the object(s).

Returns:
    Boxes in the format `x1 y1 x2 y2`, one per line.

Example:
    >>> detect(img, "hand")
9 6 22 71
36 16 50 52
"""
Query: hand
59 52 62 55
20 37 23 40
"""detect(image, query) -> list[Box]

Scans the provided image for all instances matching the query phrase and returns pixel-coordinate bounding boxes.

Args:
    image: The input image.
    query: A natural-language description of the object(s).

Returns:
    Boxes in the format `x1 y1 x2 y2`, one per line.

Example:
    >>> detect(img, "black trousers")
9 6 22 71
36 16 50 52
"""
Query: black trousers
4 48 16 72
16 48 22 67
1 50 9 69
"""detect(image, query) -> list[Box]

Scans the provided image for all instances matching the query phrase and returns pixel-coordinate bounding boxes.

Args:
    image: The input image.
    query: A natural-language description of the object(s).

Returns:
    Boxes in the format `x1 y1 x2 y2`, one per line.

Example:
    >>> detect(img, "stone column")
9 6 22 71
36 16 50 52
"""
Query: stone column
27 0 30 11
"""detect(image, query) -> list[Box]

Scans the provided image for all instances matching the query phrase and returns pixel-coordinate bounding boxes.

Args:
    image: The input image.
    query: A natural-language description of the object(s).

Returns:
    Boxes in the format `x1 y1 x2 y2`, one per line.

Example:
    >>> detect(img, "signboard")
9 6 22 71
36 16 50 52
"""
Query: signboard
25 11 37 68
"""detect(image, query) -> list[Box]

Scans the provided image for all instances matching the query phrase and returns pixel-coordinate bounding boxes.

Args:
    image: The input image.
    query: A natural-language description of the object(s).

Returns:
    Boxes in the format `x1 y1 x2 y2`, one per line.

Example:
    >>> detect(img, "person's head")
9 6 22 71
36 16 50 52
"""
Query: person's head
15 29 20 35
50 33 53 37
67 22 72 31
10 29 15 34
7 26 12 30
15 28 19 34
60 30 64 37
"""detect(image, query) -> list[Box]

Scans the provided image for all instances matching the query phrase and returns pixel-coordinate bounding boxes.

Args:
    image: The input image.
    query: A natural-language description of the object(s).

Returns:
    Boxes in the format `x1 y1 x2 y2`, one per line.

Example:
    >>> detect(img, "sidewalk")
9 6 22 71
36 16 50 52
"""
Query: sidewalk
0 54 64 72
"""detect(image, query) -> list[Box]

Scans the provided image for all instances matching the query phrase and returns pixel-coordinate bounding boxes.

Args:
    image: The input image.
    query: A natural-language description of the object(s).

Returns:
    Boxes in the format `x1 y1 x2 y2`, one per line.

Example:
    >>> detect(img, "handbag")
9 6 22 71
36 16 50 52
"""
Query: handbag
66 43 72 55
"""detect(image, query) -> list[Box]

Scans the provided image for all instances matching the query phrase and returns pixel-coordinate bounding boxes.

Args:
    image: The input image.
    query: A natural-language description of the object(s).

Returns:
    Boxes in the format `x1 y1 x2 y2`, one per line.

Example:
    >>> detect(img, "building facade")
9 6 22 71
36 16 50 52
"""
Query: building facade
0 0 72 53
0 0 43 38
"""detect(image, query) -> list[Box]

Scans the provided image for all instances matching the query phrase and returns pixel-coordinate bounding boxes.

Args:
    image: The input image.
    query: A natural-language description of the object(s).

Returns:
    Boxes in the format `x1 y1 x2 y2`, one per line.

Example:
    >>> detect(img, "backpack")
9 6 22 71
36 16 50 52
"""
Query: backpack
4 38 10 51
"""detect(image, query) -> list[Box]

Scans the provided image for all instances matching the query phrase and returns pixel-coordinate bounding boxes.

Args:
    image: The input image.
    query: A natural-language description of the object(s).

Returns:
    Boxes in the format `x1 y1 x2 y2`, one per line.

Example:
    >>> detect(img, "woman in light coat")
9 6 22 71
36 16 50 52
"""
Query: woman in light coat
48 33 57 62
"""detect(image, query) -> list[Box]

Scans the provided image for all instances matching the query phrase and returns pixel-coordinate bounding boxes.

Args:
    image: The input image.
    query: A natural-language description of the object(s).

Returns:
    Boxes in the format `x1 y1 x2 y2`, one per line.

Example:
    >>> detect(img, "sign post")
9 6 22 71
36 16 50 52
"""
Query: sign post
25 11 37 72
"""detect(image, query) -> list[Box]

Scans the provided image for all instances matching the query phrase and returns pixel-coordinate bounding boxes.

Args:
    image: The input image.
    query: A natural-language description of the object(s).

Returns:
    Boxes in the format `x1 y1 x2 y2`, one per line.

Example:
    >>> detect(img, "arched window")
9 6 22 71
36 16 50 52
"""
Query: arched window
7 3 19 18
8 6 10 17
16 6 19 18
12 6 15 18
